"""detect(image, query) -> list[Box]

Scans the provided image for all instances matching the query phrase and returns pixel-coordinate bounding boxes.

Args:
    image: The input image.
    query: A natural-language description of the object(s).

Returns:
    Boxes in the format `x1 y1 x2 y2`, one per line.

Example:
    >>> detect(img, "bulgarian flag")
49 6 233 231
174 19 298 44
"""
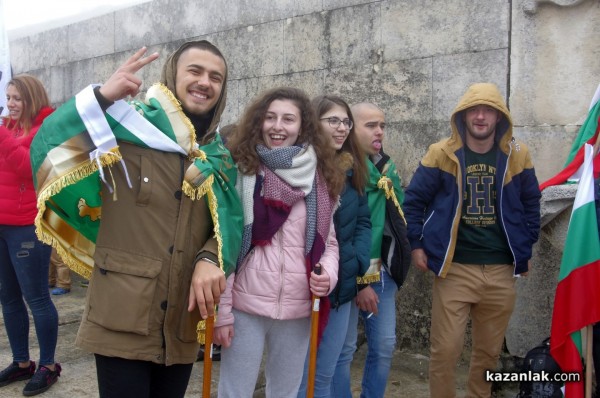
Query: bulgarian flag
549 143 600 397
540 84 600 190
564 84 600 167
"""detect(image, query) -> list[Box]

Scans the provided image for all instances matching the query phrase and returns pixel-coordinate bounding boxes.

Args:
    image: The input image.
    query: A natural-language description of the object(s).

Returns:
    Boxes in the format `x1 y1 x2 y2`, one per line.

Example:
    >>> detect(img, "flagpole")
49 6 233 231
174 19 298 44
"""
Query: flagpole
585 325 593 398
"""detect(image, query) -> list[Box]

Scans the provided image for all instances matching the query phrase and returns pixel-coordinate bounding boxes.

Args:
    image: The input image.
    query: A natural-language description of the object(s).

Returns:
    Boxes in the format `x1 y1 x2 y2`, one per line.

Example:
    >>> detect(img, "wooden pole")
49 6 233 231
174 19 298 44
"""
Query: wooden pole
306 264 322 398
585 325 593 398
202 315 215 398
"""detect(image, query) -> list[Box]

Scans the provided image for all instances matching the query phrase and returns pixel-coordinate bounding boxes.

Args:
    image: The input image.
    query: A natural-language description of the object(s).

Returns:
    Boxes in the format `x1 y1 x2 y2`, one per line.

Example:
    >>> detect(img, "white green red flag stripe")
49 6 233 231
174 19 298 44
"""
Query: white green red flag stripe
540 84 600 190
563 84 600 169
549 144 600 397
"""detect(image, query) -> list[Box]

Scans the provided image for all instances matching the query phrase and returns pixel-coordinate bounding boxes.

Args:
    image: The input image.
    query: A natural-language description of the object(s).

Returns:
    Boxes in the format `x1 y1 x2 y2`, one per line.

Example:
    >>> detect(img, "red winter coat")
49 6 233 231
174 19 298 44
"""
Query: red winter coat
0 107 53 225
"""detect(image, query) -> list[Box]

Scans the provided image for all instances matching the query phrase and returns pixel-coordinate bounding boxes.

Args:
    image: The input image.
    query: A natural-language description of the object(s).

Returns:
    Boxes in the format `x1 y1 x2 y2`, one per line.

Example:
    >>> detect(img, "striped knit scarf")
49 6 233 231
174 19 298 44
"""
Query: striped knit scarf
238 144 334 267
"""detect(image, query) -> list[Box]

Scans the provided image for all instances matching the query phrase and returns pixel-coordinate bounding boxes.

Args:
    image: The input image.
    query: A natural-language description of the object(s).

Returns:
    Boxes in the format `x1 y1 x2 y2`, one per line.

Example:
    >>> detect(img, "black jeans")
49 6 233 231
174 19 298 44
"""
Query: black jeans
94 354 193 398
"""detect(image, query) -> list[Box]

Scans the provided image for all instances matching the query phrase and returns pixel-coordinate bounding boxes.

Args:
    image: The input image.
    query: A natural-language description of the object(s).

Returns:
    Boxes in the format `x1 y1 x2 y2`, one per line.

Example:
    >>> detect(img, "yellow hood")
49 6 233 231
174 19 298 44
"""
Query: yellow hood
449 83 513 152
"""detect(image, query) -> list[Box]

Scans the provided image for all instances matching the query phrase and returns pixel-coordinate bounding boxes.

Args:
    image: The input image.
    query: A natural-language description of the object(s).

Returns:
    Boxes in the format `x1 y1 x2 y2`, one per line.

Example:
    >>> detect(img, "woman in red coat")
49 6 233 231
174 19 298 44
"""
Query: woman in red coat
0 74 61 396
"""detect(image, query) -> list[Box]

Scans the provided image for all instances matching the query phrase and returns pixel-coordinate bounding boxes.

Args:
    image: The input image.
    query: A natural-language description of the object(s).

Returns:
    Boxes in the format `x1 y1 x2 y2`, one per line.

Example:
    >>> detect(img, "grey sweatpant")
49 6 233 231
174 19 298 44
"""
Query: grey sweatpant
218 309 311 398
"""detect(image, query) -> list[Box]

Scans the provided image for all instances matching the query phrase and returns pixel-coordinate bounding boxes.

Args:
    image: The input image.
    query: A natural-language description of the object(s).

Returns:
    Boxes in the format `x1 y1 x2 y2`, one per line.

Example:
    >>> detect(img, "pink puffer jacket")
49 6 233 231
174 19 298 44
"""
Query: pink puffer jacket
216 200 338 327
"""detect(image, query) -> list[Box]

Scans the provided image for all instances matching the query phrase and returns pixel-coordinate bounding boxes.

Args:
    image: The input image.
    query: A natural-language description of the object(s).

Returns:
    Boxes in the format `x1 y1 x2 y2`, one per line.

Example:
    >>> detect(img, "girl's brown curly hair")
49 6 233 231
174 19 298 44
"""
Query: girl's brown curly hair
227 87 344 198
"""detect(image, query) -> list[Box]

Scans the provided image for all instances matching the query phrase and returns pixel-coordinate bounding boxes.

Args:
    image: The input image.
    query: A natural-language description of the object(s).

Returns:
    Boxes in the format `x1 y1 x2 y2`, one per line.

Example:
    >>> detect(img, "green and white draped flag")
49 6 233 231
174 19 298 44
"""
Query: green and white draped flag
359 158 405 284
31 83 242 280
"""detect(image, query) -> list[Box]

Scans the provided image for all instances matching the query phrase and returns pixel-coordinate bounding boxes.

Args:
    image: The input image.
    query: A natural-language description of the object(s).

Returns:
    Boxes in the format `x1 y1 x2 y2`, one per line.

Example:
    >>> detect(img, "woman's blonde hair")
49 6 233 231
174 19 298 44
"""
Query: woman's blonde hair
5 74 51 135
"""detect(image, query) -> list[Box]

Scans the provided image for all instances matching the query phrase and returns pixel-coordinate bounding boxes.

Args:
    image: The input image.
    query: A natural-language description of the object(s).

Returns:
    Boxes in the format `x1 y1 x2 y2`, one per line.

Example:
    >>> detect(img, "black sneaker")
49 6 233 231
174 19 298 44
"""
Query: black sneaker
22 363 61 396
0 361 35 387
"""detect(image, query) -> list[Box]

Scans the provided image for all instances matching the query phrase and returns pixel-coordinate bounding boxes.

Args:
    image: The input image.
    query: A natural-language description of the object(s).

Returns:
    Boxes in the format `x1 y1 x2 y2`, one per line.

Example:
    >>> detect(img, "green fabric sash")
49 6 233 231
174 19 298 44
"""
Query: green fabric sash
30 83 242 281
358 157 405 284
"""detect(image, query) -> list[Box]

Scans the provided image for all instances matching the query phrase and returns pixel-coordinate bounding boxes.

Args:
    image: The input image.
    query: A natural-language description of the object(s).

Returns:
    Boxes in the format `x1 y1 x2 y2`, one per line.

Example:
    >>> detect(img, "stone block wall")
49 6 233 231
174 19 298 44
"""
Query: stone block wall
9 0 600 357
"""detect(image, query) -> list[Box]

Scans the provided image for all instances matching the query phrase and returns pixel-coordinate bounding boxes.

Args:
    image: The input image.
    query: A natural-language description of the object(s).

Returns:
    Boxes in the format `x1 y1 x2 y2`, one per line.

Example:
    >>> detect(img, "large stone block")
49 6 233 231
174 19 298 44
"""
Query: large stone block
114 1 175 52
433 49 508 122
236 0 303 25
9 37 29 74
382 0 509 62
256 70 325 100
294 0 322 15
29 27 68 69
510 0 600 126
396 264 433 353
68 13 115 62
233 76 260 119
207 22 285 80
227 71 326 122
327 3 381 68
388 120 448 185
377 59 432 123
323 0 373 10
48 64 68 105
515 125 579 184
92 54 119 90
322 62 380 105
322 57 431 120
283 14 327 73
65 58 95 97
167 0 240 39
219 77 240 128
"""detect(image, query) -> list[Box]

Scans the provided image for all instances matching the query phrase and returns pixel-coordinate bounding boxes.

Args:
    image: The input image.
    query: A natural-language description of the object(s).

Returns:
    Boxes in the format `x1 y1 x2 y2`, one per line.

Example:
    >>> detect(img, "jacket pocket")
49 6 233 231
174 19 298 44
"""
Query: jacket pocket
176 304 202 343
176 266 202 343
87 250 163 335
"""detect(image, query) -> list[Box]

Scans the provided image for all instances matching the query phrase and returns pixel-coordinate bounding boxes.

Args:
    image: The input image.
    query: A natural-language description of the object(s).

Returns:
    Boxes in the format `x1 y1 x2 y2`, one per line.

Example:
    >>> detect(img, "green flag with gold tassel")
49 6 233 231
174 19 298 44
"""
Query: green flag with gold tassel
31 83 242 281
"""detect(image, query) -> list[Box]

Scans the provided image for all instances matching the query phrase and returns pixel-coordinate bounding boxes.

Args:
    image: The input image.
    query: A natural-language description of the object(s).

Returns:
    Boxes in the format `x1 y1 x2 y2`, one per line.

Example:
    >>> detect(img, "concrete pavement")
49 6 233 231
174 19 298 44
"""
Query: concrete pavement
0 273 519 397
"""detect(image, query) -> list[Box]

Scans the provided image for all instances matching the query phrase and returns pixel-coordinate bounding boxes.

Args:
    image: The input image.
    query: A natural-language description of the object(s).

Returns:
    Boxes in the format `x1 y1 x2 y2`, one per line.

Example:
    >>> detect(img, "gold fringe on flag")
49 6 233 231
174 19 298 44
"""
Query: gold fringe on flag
196 314 218 344
153 84 197 153
356 273 382 284
377 175 406 223
34 148 122 279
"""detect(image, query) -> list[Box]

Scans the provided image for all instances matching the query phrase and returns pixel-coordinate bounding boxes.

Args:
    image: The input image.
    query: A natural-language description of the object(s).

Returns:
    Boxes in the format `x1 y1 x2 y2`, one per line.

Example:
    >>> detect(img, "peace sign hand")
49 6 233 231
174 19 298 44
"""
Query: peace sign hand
99 47 159 102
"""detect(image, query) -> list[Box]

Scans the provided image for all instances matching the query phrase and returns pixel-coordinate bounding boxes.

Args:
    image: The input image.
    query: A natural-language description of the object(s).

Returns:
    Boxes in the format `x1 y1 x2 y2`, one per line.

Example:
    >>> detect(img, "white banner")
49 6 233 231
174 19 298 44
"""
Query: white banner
0 0 12 118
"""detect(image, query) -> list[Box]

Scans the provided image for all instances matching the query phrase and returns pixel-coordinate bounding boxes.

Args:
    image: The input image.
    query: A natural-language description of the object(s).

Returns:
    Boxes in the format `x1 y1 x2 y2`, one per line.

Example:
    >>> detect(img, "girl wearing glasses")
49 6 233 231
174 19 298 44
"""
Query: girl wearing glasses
297 95 371 397
214 87 343 397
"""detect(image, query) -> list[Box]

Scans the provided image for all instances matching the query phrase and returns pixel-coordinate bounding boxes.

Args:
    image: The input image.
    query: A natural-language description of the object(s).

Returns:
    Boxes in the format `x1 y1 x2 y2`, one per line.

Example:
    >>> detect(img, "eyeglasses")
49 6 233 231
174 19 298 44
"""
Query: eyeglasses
320 117 353 130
